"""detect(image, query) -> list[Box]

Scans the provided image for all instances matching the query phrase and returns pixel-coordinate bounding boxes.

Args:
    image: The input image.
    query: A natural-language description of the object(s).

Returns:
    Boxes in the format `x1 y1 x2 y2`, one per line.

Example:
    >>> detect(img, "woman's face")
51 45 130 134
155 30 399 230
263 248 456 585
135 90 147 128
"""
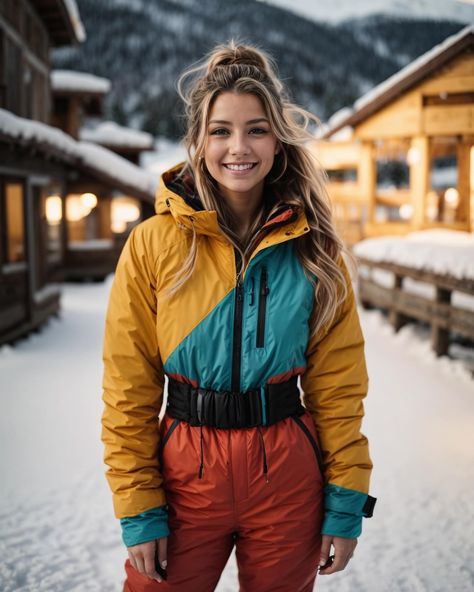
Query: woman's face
204 91 280 205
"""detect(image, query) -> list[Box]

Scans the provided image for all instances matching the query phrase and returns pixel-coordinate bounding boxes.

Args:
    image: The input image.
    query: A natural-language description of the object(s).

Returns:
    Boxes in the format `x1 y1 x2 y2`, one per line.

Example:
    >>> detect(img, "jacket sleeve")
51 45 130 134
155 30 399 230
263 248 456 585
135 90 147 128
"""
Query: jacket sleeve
300 255 376 538
101 223 169 545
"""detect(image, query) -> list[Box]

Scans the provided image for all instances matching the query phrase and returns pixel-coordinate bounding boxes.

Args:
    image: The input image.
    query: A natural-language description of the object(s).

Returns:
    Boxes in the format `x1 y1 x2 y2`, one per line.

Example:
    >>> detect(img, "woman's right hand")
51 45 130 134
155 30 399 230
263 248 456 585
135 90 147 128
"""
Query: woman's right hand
128 536 168 582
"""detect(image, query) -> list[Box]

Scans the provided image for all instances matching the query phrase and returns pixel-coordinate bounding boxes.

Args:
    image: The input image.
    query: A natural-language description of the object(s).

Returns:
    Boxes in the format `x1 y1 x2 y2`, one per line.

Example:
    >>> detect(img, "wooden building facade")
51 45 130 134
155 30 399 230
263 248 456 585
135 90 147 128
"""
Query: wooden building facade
311 24 474 246
0 0 156 346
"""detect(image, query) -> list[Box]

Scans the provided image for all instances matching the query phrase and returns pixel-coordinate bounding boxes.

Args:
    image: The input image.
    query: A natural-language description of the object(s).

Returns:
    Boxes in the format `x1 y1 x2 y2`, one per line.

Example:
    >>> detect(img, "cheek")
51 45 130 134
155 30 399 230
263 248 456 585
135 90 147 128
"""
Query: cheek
205 145 225 173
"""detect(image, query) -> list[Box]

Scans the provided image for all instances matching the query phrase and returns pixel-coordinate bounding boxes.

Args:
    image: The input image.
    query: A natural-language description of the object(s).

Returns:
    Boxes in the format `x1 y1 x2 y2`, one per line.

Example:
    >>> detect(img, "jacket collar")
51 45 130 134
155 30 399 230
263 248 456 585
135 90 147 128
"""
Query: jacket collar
155 161 310 244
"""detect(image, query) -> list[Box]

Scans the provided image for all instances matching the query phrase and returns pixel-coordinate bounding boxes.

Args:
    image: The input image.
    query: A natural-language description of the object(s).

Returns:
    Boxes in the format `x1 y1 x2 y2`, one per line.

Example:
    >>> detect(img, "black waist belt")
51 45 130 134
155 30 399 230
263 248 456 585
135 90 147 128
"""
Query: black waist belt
166 375 305 428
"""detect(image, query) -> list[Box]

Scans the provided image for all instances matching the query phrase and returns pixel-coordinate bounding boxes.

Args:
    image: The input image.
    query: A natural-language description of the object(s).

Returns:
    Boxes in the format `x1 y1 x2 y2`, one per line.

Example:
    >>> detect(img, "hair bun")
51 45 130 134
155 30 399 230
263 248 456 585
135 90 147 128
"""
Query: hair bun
205 40 271 76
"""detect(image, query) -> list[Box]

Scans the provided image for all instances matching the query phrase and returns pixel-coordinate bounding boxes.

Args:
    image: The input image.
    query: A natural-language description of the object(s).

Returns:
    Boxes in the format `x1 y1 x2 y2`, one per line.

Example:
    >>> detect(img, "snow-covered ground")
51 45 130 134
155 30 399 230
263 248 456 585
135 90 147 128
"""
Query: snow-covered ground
0 278 473 592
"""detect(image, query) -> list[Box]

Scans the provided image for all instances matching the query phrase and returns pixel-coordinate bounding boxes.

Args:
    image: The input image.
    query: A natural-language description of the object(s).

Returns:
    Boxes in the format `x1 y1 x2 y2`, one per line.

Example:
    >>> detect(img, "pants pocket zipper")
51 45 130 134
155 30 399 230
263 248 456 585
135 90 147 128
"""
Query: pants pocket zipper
291 415 324 477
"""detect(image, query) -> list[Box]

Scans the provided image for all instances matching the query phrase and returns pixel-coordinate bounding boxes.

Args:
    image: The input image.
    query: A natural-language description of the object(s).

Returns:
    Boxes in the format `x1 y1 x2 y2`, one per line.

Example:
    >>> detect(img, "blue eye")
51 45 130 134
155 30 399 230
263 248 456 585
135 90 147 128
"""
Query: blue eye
210 128 228 135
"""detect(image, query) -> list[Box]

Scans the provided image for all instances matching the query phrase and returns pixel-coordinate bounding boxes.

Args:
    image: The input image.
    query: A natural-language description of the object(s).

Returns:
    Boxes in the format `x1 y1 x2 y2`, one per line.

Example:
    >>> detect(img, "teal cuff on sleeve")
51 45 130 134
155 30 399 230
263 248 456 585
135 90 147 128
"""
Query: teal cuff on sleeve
120 505 170 547
320 483 376 538
321 509 363 538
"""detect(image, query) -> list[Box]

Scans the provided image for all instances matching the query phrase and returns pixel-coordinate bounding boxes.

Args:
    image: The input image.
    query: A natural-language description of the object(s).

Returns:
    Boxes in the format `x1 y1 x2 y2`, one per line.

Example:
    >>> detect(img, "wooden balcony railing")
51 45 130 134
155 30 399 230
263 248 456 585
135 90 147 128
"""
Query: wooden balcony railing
356 257 474 358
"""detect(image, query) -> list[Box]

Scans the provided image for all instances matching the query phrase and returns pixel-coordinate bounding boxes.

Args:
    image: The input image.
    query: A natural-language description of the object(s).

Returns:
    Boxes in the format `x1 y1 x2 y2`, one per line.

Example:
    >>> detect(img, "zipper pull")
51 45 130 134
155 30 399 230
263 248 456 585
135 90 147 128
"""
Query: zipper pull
249 276 255 305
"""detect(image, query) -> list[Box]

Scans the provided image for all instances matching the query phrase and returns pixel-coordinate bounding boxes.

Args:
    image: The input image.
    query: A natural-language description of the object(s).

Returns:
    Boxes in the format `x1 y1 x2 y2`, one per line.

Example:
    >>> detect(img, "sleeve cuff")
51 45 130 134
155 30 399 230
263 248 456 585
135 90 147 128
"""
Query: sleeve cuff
320 483 377 538
120 505 170 547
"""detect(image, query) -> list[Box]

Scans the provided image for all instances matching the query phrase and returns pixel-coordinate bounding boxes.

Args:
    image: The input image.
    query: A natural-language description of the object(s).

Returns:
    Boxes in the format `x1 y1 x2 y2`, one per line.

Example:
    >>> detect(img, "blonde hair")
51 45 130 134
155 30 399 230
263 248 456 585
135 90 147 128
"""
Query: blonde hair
167 39 357 341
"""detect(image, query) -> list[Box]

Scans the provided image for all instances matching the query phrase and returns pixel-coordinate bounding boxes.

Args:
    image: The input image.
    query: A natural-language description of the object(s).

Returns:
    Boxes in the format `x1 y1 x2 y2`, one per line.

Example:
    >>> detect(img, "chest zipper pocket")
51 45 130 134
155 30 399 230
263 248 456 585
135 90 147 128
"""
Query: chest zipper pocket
256 266 269 348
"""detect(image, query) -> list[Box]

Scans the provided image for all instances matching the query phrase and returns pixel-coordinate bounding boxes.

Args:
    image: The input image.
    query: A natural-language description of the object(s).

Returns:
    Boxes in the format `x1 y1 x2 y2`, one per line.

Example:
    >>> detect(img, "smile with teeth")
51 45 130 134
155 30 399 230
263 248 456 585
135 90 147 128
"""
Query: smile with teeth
223 163 257 171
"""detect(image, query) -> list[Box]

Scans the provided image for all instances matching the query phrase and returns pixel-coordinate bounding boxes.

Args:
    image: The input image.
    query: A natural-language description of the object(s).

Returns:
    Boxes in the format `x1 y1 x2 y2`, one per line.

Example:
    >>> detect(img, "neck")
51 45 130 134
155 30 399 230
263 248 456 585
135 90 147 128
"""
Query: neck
219 183 265 238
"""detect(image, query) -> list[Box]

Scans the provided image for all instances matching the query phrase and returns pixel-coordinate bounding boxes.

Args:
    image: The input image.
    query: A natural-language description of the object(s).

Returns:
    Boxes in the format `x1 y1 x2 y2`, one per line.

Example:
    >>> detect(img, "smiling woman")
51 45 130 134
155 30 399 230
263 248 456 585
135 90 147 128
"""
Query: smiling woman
101 39 376 592
204 92 280 235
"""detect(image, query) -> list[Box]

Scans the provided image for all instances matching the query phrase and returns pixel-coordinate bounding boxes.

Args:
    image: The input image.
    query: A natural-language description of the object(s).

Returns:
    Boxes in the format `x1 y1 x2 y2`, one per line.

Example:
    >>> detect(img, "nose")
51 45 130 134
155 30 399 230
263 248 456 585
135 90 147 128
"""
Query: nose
230 131 250 156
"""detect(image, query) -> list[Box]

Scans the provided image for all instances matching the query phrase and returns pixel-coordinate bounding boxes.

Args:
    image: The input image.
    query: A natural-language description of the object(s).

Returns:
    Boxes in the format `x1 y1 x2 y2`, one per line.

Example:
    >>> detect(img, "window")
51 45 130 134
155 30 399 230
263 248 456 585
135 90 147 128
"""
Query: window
426 137 459 224
2 181 26 264
39 186 63 263
374 139 411 223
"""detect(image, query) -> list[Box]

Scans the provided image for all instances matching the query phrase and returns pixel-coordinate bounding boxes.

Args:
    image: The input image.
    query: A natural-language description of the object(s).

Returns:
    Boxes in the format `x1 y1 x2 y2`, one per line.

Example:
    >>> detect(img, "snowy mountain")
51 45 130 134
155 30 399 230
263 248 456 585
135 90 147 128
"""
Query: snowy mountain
260 0 474 24
51 0 465 138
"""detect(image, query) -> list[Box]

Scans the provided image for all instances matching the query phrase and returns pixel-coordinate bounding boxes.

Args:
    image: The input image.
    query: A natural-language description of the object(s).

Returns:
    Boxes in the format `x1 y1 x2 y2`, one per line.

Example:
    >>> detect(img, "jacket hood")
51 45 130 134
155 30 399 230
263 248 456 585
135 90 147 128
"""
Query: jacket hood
155 161 309 241
155 161 223 239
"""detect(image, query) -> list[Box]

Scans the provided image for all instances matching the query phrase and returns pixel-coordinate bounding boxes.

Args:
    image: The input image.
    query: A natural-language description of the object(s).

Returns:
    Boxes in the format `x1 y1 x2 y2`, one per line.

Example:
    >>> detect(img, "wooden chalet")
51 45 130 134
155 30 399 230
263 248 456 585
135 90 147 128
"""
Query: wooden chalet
311 24 474 246
0 0 157 346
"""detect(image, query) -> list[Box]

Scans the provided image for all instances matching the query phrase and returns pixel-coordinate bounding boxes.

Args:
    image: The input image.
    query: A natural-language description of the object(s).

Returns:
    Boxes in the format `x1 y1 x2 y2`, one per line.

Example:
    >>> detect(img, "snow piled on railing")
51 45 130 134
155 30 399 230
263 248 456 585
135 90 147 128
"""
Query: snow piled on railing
353 229 474 280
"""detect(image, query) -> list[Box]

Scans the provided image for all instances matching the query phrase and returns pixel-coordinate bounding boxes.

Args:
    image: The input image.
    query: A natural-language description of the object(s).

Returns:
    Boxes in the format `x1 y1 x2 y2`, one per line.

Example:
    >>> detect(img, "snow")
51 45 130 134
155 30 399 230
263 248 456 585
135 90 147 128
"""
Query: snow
63 0 86 43
33 283 61 305
80 121 153 149
68 239 114 251
353 229 474 280
140 137 188 177
0 275 473 591
322 23 474 135
0 108 157 197
259 0 474 24
51 70 110 94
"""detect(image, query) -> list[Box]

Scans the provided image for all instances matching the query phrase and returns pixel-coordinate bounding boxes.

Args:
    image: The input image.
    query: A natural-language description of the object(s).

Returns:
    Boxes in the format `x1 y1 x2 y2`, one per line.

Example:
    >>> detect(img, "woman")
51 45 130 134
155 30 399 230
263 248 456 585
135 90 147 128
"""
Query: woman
101 40 376 591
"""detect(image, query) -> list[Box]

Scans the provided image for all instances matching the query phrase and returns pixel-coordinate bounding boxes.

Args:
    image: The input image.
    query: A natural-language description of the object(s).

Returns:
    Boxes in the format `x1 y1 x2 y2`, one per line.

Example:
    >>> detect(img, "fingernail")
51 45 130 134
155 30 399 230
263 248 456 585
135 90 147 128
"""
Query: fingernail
319 559 326 566
161 560 167 568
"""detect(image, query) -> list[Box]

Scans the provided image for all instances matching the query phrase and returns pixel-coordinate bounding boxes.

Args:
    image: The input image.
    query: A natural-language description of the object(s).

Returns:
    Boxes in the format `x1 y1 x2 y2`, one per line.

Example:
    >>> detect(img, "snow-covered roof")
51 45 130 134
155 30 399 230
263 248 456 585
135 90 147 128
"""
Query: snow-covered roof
0 108 157 200
51 70 111 94
322 24 474 138
353 229 474 281
63 0 86 43
79 121 153 150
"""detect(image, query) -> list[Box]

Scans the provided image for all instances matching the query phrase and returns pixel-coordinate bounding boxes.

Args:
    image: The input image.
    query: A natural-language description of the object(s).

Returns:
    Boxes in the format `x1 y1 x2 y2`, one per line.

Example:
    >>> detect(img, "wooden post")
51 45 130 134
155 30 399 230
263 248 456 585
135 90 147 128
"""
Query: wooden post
457 141 470 227
359 141 376 233
409 136 429 229
432 287 451 357
389 274 410 331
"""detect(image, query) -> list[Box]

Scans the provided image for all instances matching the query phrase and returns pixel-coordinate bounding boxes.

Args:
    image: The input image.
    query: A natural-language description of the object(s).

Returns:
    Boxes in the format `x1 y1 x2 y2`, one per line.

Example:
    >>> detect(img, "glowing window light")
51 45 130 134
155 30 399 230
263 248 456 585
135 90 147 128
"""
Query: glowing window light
66 195 92 221
111 197 140 233
399 204 413 220
80 192 98 209
407 147 420 166
45 195 62 225
426 191 438 222
444 187 459 207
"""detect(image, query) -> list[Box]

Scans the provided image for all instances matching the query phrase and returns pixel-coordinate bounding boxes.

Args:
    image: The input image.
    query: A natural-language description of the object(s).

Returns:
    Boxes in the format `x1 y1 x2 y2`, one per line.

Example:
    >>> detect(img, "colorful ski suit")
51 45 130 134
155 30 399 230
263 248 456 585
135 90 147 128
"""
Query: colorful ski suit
101 162 375 590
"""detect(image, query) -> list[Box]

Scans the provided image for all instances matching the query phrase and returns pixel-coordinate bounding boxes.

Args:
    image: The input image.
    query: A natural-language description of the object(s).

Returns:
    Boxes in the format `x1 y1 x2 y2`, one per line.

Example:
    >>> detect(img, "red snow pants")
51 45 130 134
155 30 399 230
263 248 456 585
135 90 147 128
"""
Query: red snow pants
123 410 324 592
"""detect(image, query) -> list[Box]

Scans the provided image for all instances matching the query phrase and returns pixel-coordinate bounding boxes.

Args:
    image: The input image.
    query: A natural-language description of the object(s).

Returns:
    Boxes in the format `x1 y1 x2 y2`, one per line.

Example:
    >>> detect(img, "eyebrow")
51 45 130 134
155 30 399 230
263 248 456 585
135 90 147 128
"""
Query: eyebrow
208 118 269 125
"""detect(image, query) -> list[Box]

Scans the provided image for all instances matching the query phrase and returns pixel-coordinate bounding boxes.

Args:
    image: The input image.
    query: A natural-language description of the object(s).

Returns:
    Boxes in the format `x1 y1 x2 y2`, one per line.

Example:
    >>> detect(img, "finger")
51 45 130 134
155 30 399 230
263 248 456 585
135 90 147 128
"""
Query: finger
157 536 168 570
143 542 162 582
128 551 137 571
319 535 332 568
320 552 347 575
134 553 146 576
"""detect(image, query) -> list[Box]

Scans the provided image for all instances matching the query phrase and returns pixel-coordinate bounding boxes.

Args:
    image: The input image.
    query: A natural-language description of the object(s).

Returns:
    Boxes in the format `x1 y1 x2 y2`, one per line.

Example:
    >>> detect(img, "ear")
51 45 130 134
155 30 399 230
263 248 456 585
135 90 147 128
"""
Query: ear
275 143 281 155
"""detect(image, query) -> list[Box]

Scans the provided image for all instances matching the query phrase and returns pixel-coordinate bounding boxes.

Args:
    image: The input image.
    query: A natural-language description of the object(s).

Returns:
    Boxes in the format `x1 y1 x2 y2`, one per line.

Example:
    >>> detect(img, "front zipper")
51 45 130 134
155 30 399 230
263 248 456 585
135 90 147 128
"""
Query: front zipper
232 249 244 392
256 266 269 348
291 415 325 477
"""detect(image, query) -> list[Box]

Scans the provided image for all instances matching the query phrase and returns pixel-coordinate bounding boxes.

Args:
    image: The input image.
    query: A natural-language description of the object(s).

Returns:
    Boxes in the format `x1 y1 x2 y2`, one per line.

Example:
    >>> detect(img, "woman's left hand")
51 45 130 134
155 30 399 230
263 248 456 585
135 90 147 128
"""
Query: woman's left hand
318 534 357 575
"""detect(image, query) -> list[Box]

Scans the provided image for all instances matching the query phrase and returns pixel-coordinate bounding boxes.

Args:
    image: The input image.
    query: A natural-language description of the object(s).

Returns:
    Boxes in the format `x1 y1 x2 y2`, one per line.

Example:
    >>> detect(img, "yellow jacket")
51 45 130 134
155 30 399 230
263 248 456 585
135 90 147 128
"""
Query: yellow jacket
101 162 375 545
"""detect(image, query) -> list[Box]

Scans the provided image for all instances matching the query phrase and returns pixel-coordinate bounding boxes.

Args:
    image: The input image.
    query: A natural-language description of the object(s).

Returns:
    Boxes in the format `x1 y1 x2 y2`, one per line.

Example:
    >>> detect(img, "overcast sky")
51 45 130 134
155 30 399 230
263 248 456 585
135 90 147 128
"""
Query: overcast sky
258 0 474 24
